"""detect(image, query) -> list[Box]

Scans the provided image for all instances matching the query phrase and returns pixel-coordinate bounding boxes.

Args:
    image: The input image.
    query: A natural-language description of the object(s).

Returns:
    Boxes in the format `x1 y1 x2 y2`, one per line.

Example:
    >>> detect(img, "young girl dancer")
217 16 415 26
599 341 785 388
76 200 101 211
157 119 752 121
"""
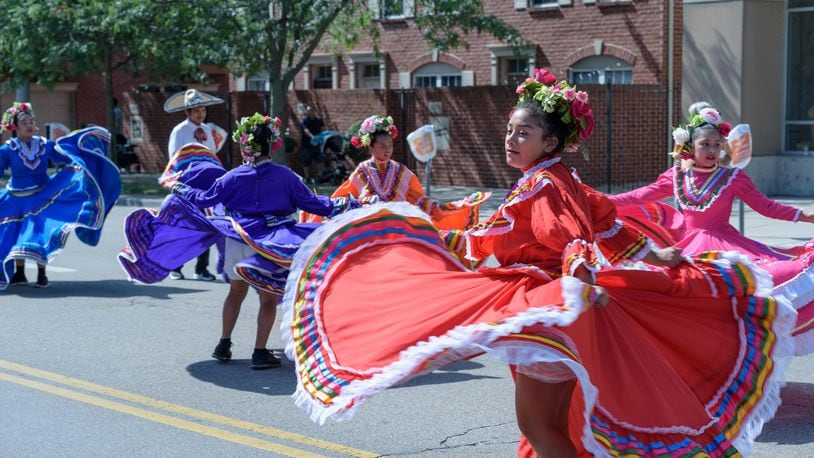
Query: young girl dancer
609 102 814 354
281 72 793 456
302 114 489 230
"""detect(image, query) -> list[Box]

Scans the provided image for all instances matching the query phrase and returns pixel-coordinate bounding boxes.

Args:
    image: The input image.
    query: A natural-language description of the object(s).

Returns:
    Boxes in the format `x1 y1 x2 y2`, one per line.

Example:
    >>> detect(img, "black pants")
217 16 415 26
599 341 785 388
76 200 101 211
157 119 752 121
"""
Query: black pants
172 248 210 275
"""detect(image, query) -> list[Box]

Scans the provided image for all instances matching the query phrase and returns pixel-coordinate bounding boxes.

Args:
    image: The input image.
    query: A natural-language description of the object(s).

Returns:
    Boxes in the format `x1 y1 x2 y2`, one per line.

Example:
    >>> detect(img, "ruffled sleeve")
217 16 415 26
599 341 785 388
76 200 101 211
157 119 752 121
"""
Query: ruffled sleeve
581 183 651 264
529 185 600 279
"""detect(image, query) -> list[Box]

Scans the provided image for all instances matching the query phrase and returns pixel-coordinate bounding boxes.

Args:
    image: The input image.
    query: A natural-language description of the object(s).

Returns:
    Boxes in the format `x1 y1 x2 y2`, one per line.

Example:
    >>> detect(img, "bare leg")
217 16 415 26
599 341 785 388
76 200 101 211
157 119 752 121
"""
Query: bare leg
515 373 577 458
255 291 280 349
221 280 249 339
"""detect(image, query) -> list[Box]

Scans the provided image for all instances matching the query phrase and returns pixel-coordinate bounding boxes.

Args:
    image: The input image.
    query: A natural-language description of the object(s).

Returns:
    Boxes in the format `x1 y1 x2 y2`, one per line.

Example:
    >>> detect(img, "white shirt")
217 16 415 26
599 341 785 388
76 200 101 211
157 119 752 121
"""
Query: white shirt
167 119 216 159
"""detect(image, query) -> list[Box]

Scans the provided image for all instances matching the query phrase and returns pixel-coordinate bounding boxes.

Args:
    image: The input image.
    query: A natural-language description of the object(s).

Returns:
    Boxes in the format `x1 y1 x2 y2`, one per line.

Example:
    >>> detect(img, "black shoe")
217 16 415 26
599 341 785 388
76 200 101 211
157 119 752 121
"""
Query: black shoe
194 270 216 281
212 339 232 361
34 273 49 289
251 349 281 370
9 271 28 286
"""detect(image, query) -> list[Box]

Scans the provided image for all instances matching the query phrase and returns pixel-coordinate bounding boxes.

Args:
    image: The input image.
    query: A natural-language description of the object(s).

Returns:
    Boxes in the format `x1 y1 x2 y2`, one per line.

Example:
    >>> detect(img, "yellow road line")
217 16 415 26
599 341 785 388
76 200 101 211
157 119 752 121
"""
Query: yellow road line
0 371 324 457
0 359 378 457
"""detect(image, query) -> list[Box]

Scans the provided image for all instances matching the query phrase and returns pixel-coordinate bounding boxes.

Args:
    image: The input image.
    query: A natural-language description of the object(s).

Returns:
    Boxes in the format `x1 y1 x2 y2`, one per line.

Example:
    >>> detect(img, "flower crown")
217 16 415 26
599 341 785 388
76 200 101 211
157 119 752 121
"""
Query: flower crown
232 113 283 166
2 102 34 132
350 115 398 149
515 68 594 152
670 106 732 161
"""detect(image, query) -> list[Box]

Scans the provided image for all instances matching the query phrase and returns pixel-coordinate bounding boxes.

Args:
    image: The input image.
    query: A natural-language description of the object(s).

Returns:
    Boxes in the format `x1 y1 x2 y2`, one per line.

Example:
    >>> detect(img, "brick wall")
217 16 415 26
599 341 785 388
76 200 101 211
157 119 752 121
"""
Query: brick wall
295 0 681 90
127 84 678 192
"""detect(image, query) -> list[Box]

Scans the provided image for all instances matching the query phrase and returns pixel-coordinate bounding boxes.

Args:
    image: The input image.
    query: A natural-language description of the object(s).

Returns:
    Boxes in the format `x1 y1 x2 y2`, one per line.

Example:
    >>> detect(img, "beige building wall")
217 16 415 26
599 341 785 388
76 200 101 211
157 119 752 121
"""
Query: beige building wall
682 0 814 196
683 0 784 156
683 1 744 124
742 1 784 156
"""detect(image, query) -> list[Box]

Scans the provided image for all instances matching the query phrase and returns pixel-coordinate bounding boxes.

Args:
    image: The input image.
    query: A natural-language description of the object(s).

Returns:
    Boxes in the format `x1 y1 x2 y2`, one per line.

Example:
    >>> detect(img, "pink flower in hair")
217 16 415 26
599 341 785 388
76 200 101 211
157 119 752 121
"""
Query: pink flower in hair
515 84 525 95
351 136 362 148
272 137 284 152
699 108 721 126
575 91 589 103
387 124 398 139
360 116 377 134
533 68 557 85
562 87 576 101
239 133 249 144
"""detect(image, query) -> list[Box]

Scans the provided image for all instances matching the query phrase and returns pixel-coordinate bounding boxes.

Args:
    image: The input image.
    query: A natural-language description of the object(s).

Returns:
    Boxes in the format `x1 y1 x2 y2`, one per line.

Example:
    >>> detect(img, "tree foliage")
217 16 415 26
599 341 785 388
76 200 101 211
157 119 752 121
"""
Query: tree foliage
0 0 231 159
219 0 524 128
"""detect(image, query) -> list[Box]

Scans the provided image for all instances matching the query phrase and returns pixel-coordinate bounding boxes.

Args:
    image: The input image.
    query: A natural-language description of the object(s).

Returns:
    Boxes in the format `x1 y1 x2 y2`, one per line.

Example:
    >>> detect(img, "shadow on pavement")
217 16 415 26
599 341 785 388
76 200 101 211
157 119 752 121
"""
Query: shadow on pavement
186 355 499 395
2 279 206 299
757 382 814 445
185 348 297 396
395 359 502 389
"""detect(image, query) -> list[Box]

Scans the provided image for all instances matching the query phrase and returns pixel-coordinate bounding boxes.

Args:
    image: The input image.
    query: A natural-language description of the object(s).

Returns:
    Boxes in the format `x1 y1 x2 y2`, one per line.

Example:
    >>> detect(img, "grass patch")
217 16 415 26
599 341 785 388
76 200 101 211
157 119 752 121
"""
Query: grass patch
121 180 169 196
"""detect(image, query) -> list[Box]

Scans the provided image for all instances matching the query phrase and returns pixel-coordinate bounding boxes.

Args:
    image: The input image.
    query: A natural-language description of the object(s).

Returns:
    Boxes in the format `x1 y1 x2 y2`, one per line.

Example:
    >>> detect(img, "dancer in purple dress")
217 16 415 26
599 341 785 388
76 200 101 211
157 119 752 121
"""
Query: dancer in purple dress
119 113 370 368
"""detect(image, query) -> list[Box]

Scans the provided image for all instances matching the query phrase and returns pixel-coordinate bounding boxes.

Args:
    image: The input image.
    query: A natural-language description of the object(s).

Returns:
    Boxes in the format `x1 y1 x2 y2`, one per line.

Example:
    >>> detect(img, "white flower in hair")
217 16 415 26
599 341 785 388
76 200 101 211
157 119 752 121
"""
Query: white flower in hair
672 127 690 145
699 107 721 126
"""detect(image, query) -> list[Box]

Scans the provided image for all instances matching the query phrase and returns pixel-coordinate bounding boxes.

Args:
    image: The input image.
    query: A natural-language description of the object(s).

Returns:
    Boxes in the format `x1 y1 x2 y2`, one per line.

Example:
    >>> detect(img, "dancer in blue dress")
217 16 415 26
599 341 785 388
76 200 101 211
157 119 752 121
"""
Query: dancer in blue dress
0 102 121 288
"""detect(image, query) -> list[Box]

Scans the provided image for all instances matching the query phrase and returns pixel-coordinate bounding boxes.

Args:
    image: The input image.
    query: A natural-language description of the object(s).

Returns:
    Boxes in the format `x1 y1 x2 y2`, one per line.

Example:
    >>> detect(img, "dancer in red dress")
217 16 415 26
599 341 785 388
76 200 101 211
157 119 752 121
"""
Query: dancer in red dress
282 71 794 456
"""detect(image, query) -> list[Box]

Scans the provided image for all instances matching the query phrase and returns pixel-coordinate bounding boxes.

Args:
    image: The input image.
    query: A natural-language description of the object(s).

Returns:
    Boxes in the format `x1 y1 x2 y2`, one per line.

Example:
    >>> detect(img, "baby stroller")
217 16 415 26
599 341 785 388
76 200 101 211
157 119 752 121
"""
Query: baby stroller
313 130 355 185
115 134 141 174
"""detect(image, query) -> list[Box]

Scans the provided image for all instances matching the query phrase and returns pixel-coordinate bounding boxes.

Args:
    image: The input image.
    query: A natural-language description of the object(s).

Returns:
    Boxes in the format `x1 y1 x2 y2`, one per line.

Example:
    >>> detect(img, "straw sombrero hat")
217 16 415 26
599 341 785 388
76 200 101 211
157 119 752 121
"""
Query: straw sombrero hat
163 89 224 113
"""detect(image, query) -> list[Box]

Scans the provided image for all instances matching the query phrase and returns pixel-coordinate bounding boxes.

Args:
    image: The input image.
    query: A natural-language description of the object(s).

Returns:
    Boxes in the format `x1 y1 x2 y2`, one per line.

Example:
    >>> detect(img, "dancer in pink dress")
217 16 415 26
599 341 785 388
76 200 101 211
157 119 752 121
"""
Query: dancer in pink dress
609 102 814 354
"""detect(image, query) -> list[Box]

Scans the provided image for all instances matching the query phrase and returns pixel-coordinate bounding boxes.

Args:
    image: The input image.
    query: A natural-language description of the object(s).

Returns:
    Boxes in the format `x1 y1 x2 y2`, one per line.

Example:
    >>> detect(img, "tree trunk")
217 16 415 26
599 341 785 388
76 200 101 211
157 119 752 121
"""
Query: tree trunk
104 53 117 165
15 82 30 103
269 76 289 165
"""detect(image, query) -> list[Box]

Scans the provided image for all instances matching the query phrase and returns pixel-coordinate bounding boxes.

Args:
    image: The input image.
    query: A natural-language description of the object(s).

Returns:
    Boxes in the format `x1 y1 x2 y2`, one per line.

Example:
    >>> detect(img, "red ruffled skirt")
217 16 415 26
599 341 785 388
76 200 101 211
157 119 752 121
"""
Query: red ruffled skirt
282 203 795 456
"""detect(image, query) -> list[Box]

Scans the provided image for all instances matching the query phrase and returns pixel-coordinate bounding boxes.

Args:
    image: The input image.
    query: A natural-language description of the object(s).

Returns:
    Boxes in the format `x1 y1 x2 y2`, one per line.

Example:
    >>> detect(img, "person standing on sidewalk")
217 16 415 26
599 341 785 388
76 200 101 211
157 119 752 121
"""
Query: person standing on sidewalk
164 89 223 281
299 105 325 185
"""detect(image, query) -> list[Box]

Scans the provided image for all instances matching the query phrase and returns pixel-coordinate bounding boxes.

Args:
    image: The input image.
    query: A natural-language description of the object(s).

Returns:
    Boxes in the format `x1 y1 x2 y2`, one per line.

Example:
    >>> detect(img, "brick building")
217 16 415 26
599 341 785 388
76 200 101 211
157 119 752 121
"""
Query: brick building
3 0 683 191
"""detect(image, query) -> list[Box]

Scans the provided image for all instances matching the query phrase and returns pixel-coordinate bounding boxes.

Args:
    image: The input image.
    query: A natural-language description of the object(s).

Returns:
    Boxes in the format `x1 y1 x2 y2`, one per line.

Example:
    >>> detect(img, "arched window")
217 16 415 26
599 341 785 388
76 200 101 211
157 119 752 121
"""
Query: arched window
413 63 462 88
569 56 633 85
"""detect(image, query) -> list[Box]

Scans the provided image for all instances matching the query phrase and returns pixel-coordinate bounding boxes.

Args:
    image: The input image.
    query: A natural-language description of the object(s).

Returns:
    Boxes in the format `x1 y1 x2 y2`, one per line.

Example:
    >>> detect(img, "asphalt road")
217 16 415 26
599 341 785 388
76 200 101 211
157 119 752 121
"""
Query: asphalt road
1 200 812 457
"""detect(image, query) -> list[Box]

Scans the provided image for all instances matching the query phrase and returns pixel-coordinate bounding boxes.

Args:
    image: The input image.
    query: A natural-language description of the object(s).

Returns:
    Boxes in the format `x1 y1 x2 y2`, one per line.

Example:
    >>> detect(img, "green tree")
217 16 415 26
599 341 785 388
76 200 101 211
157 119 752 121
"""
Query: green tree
0 0 230 161
222 0 523 129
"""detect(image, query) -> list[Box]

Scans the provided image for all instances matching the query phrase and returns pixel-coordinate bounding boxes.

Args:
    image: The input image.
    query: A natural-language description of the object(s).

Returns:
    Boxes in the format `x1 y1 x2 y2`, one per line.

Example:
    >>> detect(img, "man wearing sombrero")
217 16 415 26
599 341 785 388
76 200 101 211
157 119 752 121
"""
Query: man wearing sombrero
164 89 224 281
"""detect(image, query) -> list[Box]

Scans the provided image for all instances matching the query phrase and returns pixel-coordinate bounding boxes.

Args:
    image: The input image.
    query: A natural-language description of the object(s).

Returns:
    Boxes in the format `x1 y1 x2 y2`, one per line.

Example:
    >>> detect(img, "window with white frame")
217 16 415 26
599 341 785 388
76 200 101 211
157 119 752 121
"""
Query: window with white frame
359 63 382 89
784 4 814 152
413 63 462 88
501 58 530 86
247 75 268 91
531 0 558 6
569 55 633 85
383 0 404 18
369 0 413 19
312 65 333 89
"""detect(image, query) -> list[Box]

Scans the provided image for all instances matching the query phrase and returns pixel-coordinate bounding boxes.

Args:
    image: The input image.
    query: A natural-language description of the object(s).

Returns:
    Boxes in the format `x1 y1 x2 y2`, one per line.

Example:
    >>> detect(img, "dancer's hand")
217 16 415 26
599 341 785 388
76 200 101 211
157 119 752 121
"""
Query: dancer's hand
592 286 609 308
799 211 814 223
644 247 684 267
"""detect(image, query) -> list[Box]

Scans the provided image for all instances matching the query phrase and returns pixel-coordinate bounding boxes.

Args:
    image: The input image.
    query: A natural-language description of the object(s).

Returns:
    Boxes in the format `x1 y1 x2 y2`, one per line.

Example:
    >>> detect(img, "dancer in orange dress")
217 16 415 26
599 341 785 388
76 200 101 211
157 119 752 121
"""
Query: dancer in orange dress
281 70 794 456
301 115 489 230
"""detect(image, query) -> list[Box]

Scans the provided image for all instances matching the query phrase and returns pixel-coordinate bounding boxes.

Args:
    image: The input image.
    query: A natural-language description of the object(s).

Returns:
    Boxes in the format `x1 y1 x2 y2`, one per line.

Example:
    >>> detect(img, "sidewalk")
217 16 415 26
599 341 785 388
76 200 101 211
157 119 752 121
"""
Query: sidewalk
117 175 814 248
